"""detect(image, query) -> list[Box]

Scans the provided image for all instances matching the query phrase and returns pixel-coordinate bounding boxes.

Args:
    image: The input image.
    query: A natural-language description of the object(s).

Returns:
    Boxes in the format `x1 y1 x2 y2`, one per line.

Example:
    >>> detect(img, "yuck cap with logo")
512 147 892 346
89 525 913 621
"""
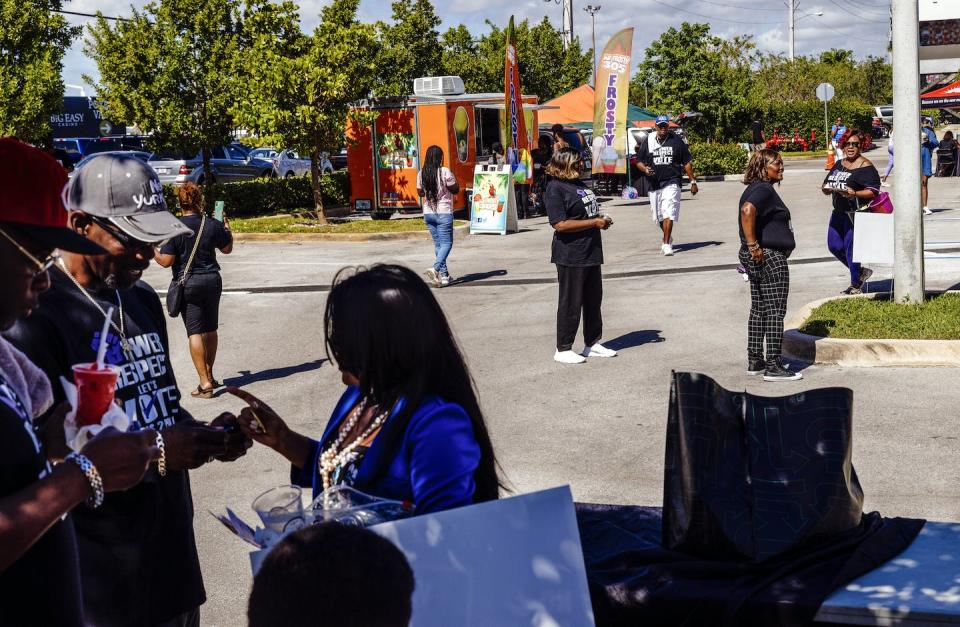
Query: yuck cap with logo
63 153 193 243
655 114 671 126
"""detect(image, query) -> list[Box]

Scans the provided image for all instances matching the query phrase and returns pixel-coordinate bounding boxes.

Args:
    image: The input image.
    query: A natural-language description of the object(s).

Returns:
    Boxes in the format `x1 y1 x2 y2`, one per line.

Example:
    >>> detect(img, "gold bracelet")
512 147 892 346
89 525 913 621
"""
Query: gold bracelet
155 431 167 477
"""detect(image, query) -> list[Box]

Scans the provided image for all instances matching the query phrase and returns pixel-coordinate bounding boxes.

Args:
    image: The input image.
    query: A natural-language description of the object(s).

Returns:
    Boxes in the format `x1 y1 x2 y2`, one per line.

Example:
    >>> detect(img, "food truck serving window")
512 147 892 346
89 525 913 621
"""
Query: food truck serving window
474 108 501 158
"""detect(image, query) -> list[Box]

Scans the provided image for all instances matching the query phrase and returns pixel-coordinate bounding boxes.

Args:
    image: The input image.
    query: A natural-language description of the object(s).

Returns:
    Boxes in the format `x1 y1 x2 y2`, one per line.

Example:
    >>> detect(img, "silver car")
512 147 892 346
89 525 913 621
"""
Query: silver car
149 145 274 185
248 147 317 177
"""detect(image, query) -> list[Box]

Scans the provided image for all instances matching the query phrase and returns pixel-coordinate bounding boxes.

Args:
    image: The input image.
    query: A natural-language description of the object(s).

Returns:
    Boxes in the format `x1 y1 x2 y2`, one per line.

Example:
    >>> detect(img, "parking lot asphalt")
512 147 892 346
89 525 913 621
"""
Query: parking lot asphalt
137 141 960 625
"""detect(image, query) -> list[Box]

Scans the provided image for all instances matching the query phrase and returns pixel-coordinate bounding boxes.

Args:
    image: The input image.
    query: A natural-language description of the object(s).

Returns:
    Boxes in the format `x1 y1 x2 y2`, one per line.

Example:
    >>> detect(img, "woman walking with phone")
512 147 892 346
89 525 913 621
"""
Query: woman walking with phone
418 146 459 287
155 182 233 397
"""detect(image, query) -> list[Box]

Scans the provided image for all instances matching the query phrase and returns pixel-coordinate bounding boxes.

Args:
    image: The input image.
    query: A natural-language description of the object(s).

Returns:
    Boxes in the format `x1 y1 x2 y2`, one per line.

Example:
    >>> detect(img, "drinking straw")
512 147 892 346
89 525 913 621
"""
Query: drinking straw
95 307 114 369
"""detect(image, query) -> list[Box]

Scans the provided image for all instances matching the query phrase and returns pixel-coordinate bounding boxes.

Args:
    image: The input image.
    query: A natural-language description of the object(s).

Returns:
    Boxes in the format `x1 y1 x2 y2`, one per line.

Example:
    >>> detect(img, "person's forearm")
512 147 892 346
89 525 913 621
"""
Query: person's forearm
740 206 758 245
684 163 696 181
276 429 314 469
0 463 89 571
554 219 600 234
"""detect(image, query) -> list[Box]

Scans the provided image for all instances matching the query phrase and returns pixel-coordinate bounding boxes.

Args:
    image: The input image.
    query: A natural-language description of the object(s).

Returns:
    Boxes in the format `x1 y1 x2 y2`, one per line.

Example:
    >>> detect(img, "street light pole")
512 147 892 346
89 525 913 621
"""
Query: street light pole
584 4 601 87
544 0 574 50
891 0 925 302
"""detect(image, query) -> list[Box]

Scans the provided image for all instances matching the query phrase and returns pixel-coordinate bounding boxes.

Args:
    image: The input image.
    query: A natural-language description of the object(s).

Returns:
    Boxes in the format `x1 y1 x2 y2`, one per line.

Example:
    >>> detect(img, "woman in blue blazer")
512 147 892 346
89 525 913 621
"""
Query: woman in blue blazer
231 265 502 514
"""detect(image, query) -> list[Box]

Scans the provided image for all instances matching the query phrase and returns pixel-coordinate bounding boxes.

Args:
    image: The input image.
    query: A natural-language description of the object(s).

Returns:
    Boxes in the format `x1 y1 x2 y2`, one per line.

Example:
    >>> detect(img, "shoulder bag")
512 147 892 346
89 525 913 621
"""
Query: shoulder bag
165 213 206 317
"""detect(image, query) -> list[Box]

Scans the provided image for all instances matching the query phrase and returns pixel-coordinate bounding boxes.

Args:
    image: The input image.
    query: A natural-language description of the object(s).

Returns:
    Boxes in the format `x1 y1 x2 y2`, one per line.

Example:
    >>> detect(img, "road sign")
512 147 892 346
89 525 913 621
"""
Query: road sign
816 82 835 102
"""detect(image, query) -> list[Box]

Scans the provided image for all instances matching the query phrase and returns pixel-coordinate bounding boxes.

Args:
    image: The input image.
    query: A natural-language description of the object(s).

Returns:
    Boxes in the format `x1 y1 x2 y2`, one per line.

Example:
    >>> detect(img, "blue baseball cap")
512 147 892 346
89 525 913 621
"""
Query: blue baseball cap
655 114 670 126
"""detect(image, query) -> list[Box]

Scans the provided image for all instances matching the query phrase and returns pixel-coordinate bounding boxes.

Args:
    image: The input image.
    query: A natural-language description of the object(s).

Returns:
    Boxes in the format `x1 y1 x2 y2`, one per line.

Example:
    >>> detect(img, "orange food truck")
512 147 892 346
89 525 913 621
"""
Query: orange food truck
346 76 540 218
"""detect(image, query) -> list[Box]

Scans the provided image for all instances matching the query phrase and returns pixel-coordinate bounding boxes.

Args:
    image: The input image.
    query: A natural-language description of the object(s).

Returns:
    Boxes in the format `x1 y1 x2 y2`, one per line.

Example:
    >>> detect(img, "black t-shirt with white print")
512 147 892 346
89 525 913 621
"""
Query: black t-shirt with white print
0 369 84 627
545 178 603 266
636 131 692 190
823 162 881 213
4 271 205 627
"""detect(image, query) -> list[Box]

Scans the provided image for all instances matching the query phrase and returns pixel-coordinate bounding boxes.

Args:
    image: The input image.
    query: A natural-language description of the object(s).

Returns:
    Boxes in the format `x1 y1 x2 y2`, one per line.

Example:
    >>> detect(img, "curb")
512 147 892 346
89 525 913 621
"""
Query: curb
698 174 743 183
233 223 470 243
782 294 960 367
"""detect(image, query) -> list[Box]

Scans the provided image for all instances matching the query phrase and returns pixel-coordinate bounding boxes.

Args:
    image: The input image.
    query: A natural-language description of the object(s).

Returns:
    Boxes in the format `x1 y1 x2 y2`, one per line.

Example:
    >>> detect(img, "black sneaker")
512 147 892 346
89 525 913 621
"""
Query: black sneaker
858 267 873 288
842 285 862 295
747 358 765 375
763 362 803 382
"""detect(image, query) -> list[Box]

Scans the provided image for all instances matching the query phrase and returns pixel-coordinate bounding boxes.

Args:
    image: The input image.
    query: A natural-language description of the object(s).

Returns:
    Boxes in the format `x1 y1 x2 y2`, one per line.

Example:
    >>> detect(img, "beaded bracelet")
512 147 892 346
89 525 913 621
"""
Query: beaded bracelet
65 452 104 509
155 431 167 477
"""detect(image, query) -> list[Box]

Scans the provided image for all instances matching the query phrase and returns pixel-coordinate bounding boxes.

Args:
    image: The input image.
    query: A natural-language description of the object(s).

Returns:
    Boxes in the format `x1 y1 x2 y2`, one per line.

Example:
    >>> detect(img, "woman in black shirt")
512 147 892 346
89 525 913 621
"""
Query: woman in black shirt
156 182 233 397
545 148 615 364
739 149 800 382
822 129 880 294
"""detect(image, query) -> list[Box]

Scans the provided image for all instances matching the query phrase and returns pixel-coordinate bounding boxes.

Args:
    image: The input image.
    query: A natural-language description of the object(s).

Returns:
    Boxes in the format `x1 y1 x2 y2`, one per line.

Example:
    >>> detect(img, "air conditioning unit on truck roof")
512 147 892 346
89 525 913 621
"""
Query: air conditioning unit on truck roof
413 76 465 97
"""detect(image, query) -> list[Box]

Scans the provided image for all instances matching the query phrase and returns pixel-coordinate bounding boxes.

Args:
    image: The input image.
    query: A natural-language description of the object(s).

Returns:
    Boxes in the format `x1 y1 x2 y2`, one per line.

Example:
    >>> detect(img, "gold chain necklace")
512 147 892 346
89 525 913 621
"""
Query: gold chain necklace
56 260 134 359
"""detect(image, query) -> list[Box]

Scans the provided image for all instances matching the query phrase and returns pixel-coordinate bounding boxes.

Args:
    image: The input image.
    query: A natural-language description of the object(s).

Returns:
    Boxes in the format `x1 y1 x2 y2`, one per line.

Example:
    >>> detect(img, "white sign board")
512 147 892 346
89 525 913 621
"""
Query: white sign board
371 486 595 627
816 82 836 102
853 212 894 264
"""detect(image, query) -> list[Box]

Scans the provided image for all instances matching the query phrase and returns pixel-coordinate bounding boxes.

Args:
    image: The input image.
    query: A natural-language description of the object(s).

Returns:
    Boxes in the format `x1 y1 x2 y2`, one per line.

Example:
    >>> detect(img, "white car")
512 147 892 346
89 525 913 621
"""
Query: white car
248 147 318 178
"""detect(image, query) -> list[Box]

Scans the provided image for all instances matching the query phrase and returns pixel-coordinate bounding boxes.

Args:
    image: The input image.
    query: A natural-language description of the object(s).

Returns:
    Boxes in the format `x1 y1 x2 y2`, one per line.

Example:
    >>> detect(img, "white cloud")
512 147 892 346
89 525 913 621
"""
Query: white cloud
61 0 892 89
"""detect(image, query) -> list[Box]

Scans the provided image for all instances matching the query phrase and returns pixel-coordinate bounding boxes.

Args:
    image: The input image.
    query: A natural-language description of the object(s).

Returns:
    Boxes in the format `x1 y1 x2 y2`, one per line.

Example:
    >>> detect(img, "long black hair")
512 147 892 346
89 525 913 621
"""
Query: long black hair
324 264 504 502
420 145 444 207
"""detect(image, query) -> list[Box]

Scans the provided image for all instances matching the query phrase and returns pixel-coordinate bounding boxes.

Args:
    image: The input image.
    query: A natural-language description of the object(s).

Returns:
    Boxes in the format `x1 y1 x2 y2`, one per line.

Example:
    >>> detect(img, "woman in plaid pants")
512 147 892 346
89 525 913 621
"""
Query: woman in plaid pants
738 149 802 382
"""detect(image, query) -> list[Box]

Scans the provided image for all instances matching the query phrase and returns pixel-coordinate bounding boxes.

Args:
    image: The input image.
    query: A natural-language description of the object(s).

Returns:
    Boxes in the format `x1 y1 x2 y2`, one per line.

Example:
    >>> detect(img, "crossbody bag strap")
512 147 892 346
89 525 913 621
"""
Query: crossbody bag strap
179 213 206 284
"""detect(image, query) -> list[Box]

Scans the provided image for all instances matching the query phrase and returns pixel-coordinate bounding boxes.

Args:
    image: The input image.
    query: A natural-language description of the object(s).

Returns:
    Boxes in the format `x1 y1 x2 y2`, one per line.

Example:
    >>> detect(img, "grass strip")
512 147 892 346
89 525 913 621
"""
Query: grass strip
799 293 960 340
230 214 464 234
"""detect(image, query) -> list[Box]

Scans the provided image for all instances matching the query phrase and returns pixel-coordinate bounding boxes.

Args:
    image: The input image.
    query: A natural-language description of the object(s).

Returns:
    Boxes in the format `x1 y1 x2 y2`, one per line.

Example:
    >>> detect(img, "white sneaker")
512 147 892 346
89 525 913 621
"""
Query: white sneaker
923 206 933 215
661 243 674 256
423 268 439 286
554 350 586 364
881 181 890 187
582 343 617 358
439 274 451 286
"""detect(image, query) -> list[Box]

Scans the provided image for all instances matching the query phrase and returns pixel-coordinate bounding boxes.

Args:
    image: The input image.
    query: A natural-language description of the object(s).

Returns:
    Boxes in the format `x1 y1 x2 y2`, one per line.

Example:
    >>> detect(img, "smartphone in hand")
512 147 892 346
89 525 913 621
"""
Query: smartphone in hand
214 201 225 222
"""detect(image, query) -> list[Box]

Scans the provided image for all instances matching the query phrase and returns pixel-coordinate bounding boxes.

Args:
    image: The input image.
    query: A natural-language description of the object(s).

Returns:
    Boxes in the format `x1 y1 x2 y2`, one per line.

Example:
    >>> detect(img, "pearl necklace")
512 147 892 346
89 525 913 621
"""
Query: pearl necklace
318 398 392 491
57 260 134 359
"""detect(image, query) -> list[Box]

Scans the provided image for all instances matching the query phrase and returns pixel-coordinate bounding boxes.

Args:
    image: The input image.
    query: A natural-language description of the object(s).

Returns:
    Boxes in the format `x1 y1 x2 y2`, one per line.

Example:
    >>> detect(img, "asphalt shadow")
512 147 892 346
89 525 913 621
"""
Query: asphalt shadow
448 269 508 286
222 358 328 389
605 330 664 351
672 241 723 254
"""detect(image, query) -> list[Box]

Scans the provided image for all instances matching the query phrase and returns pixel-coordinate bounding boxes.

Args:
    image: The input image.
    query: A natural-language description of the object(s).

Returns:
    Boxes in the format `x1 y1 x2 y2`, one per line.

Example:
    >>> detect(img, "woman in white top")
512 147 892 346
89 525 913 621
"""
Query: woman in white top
417 145 460 287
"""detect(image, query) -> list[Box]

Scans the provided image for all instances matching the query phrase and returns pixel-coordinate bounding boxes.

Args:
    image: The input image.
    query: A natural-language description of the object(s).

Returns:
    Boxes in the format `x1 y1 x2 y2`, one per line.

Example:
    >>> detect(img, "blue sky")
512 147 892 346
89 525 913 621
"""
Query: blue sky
60 0 892 96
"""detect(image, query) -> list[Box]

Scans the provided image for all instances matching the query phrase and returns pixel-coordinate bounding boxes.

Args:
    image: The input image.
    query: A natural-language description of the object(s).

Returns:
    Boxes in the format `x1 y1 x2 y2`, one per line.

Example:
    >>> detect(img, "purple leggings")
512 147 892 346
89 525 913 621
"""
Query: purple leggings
827 210 860 286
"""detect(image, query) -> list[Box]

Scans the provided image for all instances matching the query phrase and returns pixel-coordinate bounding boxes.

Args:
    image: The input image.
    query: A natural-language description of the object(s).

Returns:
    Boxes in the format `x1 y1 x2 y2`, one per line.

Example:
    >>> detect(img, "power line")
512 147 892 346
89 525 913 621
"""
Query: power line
55 9 131 22
811 18 886 43
825 0 888 23
691 0 782 12
646 0 785 24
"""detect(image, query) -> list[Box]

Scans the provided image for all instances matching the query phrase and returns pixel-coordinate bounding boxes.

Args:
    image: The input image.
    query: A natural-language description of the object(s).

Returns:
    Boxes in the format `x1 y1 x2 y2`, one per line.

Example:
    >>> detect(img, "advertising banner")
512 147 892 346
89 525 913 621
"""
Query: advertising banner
503 16 532 185
50 97 123 139
592 28 634 175
469 165 518 235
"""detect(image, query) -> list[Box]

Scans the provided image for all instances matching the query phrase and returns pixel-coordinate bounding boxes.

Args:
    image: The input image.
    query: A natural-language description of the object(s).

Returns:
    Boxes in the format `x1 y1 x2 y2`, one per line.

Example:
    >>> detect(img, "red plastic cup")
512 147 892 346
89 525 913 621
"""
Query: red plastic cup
72 363 119 427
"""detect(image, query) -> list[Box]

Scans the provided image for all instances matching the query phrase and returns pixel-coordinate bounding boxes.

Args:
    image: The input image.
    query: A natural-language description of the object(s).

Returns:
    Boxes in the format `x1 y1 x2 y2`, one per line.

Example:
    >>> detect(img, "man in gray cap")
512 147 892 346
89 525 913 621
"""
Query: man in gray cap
6 153 252 627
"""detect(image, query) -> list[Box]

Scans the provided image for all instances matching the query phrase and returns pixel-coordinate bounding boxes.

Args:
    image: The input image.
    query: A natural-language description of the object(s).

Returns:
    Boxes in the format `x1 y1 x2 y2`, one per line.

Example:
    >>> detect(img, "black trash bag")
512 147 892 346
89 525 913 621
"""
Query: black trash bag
663 371 864 562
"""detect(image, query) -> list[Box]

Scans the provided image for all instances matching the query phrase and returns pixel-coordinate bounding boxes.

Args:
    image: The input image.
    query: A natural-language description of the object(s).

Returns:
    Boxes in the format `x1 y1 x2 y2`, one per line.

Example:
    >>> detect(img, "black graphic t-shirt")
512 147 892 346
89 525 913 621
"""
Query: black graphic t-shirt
545 178 603 267
0 370 83 627
160 214 231 278
4 271 205 626
636 132 692 190
823 162 881 213
739 181 796 254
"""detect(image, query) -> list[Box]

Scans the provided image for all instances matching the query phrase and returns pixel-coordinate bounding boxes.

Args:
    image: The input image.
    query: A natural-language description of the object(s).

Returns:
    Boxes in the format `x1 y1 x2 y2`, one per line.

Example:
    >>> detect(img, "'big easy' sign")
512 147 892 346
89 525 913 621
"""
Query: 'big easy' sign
50 97 123 138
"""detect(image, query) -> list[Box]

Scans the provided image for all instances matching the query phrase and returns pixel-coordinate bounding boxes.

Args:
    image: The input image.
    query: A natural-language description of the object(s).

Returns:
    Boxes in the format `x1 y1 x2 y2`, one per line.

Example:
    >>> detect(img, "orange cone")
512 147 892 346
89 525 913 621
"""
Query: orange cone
824 149 836 171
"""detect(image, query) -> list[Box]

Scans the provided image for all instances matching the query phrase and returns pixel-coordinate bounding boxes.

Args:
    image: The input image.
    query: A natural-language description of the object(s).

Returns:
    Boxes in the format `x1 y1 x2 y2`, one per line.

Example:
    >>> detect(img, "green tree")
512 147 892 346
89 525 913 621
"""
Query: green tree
819 48 855 65
375 0 442 96
85 0 242 183
632 23 753 142
232 0 378 222
0 0 80 142
439 17 591 100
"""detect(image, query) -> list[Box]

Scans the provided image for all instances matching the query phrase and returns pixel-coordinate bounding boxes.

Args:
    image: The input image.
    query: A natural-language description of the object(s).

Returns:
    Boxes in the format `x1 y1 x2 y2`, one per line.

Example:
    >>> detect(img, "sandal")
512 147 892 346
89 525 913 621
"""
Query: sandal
191 385 215 399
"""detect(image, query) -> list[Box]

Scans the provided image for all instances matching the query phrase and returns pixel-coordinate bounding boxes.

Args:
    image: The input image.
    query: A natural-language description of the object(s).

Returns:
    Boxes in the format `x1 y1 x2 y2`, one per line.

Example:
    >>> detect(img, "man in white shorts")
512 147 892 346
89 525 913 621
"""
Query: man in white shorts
635 114 698 255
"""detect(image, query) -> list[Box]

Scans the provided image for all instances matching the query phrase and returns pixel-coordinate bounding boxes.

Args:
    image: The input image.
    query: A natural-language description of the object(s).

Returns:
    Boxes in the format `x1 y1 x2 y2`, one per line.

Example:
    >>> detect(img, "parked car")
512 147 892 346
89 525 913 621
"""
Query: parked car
329 149 348 171
149 145 274 185
875 105 893 128
248 147 326 177
70 151 152 176
54 136 147 168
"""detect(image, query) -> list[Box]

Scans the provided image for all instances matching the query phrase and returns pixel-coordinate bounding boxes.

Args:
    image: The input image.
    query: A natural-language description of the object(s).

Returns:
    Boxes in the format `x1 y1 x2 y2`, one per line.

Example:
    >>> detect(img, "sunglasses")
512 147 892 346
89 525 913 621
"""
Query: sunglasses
0 227 60 282
90 216 169 249
844 142 861 147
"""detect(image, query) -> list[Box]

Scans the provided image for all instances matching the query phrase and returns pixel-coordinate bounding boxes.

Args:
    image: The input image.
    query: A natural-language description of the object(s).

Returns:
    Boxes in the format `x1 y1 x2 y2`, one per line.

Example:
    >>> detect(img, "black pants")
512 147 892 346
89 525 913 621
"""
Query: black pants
556 264 603 351
182 272 222 335
739 247 789 367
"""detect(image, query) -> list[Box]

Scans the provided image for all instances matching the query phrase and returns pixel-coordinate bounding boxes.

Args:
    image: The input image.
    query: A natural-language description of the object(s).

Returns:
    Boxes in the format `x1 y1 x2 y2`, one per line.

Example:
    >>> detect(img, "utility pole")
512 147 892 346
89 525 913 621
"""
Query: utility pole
787 0 795 60
584 5 601 87
891 0 925 303
544 0 574 50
